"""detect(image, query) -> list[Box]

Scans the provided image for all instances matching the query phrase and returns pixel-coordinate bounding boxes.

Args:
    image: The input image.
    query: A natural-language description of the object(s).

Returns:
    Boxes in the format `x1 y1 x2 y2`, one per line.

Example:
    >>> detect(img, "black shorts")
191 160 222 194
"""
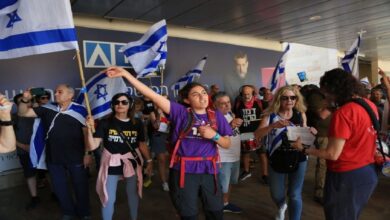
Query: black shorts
17 149 37 178
168 169 223 217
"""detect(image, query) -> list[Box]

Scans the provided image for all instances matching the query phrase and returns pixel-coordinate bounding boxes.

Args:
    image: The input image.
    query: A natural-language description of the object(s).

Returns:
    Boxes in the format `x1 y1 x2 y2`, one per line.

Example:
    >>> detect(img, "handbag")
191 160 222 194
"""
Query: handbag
268 132 301 173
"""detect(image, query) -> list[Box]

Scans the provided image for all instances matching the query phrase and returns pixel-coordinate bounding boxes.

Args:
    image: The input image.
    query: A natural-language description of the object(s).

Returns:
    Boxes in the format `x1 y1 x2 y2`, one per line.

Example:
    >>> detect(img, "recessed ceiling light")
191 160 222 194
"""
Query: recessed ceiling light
309 15 322 21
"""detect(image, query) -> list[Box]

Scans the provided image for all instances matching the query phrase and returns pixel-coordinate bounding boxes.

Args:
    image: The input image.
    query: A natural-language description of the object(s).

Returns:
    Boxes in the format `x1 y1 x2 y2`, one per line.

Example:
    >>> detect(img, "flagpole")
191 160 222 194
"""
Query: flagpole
159 65 165 85
75 50 95 133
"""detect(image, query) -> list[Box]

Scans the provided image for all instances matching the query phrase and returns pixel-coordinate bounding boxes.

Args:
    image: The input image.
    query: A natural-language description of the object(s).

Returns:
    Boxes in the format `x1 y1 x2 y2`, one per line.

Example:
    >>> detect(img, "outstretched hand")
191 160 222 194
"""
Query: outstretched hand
106 66 132 79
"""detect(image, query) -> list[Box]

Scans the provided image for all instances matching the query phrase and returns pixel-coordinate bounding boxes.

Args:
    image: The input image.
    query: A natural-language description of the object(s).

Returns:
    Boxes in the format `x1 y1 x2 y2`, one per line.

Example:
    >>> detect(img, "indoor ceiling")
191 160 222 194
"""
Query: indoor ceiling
71 0 390 61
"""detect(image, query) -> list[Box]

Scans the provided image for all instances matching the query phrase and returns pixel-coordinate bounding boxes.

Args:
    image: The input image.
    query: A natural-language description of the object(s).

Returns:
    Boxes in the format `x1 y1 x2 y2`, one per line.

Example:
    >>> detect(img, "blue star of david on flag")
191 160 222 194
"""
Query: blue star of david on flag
94 84 108 101
6 10 21 28
157 41 166 53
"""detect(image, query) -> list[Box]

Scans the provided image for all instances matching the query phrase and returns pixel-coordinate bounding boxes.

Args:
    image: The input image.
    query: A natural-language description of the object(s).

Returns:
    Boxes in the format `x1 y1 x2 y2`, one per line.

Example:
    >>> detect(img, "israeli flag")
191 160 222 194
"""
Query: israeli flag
0 0 20 15
270 44 290 94
341 34 361 78
171 56 208 92
76 72 128 119
0 0 79 59
119 19 167 78
29 103 88 169
29 118 46 169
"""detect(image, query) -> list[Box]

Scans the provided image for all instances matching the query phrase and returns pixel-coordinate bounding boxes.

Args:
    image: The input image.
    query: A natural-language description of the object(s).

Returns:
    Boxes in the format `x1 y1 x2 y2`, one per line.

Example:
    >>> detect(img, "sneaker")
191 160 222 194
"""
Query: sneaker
275 203 287 220
143 178 152 188
262 175 269 185
239 171 252 181
25 196 40 210
162 182 170 192
223 203 242 214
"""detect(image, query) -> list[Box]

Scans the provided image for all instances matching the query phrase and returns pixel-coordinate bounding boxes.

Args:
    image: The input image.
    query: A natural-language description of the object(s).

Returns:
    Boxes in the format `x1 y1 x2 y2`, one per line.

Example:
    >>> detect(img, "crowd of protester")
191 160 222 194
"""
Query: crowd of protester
2 64 389 220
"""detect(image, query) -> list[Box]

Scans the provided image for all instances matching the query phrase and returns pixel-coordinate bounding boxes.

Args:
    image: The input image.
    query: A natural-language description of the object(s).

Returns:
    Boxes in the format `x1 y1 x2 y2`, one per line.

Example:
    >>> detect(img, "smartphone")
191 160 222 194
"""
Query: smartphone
30 87 45 96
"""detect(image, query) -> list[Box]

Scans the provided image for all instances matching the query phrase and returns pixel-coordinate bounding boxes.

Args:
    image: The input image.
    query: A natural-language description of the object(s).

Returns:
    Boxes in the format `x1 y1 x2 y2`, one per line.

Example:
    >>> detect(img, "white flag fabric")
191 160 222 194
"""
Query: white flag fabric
270 44 290 94
360 77 371 88
171 56 207 91
76 72 128 119
0 0 79 59
341 34 361 78
120 19 167 78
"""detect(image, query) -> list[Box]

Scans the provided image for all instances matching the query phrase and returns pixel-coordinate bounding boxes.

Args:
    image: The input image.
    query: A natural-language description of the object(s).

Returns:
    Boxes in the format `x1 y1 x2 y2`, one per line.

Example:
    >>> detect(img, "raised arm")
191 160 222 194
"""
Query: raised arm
106 67 171 114
18 90 37 117
379 68 390 105
0 95 16 153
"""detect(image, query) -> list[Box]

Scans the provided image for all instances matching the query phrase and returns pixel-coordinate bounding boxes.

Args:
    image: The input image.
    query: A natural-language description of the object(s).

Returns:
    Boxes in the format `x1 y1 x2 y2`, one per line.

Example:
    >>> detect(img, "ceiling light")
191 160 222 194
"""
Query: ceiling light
309 15 322 21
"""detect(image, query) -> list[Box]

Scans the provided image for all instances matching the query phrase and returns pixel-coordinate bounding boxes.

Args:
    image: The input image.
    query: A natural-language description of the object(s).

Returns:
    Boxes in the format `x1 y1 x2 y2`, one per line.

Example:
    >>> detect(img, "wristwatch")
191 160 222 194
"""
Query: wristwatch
211 133 221 142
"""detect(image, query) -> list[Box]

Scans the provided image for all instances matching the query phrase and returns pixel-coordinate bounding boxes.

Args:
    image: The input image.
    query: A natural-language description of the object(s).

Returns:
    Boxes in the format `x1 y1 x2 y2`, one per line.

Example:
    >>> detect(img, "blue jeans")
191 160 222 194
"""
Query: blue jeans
268 160 307 220
47 163 90 217
324 164 378 220
102 175 139 220
218 161 240 194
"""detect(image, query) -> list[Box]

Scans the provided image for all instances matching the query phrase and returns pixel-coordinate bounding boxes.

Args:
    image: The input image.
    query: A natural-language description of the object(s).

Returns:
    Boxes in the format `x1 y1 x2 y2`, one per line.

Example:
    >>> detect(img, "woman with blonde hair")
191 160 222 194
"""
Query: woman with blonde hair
255 85 311 220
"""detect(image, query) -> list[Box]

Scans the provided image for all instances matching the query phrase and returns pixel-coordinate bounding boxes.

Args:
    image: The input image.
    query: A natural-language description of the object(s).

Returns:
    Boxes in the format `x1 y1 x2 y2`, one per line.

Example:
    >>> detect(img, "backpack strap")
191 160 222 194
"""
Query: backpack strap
169 108 194 168
206 107 218 130
351 98 389 159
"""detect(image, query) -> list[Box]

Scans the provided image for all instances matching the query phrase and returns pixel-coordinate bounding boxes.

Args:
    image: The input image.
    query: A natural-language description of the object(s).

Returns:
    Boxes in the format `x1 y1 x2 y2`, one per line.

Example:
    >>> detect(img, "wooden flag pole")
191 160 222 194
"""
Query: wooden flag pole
75 50 95 133
159 64 165 86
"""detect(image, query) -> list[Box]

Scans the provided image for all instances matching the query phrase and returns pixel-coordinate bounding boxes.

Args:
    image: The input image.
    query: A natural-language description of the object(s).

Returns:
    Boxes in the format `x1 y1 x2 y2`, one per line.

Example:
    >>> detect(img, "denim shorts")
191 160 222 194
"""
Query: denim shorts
218 161 240 194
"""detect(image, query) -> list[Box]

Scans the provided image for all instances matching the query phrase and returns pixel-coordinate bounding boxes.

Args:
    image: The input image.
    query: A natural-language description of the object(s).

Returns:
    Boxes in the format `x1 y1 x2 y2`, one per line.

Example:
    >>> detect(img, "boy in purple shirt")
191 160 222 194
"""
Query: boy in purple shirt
106 67 232 220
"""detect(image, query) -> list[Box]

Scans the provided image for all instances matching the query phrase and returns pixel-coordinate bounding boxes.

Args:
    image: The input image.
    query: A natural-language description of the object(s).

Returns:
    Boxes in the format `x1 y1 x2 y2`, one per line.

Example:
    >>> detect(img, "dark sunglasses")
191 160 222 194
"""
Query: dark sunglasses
113 100 129 105
39 96 49 100
281 95 297 101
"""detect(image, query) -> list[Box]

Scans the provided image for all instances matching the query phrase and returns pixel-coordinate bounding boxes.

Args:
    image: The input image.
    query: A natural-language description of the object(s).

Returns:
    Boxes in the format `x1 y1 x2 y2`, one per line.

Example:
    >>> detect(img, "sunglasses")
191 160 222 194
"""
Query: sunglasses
113 100 129 105
281 95 297 101
39 96 49 100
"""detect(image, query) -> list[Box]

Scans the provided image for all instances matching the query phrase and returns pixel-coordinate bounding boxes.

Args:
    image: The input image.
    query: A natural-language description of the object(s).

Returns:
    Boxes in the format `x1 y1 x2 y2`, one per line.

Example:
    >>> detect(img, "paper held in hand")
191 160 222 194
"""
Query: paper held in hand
286 127 316 146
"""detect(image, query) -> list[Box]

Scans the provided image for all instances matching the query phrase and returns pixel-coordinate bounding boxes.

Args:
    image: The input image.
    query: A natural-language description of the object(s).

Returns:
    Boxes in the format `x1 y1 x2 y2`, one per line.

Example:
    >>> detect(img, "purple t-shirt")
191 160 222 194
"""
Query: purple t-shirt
169 102 233 174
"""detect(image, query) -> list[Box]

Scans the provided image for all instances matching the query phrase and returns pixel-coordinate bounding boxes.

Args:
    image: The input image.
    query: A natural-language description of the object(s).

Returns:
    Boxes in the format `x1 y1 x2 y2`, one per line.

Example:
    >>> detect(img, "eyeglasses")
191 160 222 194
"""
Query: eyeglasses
39 96 49 100
113 100 129 105
281 96 297 101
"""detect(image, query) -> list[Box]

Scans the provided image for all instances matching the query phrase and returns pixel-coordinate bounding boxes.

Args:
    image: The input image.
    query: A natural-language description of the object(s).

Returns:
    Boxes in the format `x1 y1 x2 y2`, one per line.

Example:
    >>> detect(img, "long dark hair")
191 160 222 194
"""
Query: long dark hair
110 93 136 124
320 68 365 106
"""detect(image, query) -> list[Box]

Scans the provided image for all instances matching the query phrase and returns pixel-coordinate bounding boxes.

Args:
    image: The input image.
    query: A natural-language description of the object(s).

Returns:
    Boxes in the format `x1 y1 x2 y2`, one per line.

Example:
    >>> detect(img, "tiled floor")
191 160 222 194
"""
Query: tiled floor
0 158 389 220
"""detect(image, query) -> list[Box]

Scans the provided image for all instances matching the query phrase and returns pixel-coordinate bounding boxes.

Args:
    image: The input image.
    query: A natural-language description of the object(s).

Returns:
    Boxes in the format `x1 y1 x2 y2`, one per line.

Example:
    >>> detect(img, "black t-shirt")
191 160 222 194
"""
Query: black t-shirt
13 115 34 145
94 117 145 175
235 99 263 133
33 106 85 165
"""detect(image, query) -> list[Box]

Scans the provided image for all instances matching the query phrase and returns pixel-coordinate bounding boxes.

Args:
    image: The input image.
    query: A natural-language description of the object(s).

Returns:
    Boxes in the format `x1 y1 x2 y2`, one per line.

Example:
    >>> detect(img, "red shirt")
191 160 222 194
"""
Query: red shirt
327 99 377 172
